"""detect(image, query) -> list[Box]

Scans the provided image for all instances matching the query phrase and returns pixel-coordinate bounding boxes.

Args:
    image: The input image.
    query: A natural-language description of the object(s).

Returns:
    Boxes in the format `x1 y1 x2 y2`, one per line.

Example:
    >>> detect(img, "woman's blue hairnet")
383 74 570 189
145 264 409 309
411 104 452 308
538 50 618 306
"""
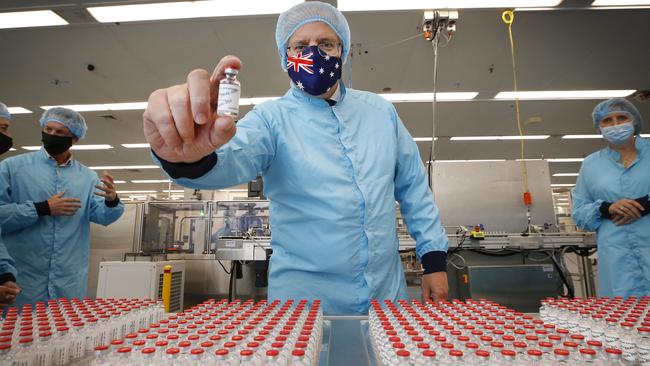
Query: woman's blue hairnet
39 107 88 140
592 98 643 134
275 1 350 71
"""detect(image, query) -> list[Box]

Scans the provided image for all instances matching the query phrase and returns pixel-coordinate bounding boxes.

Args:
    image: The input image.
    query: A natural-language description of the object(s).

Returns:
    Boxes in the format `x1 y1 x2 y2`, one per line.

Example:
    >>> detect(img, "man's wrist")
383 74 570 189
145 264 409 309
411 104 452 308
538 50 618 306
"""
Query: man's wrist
34 201 51 216
421 251 447 274
599 201 613 220
153 149 218 179
105 196 120 208
0 273 16 285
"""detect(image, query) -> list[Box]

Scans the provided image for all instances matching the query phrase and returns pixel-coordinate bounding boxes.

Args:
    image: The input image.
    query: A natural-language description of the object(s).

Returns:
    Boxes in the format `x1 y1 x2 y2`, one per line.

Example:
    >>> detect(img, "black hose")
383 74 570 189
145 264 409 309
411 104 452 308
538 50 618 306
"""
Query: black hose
549 252 575 298
228 261 236 301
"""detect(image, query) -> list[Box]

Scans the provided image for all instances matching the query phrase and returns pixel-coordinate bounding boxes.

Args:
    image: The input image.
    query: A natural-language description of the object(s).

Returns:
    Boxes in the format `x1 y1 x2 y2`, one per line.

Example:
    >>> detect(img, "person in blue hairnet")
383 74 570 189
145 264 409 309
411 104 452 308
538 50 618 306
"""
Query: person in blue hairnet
142 2 448 314
0 107 124 305
0 102 22 306
572 98 650 297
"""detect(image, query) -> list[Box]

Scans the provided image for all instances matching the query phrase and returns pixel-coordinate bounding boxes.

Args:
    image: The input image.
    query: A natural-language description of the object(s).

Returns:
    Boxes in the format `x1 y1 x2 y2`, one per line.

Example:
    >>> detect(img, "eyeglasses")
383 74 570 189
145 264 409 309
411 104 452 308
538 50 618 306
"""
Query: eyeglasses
286 41 341 57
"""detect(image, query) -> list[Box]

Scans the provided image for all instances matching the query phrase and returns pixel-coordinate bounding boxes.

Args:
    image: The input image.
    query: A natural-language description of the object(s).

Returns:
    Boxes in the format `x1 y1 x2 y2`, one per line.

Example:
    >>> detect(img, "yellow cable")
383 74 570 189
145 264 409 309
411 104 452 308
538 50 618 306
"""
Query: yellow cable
502 10 530 195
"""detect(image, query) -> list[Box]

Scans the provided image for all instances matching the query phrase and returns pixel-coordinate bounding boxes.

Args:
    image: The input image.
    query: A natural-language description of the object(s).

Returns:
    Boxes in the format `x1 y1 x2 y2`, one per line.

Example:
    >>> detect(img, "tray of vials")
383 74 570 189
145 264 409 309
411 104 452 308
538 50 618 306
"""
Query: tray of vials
0 297 323 366
367 297 649 365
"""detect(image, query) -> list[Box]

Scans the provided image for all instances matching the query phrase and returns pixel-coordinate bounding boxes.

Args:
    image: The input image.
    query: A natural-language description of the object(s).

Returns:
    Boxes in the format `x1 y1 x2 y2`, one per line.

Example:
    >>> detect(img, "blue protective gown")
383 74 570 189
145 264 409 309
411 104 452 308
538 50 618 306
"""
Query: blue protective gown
159 83 448 314
0 206 17 280
572 137 650 297
0 149 124 305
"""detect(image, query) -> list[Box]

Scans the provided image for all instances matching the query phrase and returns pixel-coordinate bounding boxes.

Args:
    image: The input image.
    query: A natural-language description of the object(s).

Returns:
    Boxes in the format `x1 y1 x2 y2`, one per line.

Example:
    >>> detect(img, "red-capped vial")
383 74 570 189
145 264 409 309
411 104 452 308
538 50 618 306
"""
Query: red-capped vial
553 348 570 362
527 349 543 361
501 349 516 361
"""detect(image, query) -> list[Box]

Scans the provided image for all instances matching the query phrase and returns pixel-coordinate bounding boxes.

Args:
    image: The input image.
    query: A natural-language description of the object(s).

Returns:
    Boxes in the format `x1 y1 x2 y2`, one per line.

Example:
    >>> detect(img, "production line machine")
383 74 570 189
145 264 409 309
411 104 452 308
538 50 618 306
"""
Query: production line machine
90 160 598 312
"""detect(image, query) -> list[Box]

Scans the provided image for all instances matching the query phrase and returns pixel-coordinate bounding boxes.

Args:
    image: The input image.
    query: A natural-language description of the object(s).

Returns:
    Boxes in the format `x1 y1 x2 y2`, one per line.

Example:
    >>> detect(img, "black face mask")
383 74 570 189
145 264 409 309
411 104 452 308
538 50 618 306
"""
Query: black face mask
0 133 12 155
42 132 73 156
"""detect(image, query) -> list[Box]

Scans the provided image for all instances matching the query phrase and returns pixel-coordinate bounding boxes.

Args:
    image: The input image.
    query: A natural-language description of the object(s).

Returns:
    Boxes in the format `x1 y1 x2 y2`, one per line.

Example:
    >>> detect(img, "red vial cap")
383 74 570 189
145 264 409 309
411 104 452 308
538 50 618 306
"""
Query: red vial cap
291 349 305 357
527 349 543 356
554 349 570 356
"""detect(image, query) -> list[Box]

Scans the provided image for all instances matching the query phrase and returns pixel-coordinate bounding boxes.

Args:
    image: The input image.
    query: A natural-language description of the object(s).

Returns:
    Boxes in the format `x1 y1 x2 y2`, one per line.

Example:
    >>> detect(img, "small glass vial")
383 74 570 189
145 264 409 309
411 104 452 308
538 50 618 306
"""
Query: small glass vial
217 66 241 118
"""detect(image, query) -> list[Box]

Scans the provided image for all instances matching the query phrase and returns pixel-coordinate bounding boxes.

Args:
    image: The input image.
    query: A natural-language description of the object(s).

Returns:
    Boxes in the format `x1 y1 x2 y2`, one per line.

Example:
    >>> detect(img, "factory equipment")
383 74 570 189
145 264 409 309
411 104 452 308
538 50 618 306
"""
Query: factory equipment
456 264 558 313
140 201 211 254
96 260 186 312
89 160 597 311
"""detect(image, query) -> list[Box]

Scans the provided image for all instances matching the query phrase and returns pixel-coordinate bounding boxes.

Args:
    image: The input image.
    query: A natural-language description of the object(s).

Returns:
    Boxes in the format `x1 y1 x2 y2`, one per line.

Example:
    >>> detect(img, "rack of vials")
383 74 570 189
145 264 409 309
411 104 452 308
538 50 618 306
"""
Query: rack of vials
0 298 323 366
368 297 649 365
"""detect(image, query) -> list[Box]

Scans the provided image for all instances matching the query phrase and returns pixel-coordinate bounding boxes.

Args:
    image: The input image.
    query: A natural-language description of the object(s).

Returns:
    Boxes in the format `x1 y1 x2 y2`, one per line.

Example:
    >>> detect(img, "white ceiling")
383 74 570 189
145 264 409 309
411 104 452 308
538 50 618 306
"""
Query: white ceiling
0 1 648 195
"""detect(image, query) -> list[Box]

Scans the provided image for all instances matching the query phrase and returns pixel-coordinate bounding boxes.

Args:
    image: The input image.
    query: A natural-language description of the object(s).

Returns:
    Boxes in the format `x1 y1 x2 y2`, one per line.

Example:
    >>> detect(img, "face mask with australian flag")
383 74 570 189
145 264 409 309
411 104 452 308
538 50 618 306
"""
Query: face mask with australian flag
287 45 342 96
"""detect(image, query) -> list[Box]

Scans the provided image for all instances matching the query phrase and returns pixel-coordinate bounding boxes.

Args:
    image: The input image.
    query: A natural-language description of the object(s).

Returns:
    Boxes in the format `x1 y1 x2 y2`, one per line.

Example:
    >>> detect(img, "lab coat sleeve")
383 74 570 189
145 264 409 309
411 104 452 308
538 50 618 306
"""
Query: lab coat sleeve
391 106 449 263
571 164 604 232
154 108 276 189
0 231 17 280
0 161 40 234
89 177 125 226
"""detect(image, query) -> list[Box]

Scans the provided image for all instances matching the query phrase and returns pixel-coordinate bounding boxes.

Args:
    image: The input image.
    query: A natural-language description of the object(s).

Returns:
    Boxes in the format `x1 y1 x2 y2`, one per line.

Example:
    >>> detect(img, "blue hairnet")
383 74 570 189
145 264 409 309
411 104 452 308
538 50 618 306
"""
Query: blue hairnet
592 98 644 134
39 107 87 140
0 102 10 121
275 1 350 71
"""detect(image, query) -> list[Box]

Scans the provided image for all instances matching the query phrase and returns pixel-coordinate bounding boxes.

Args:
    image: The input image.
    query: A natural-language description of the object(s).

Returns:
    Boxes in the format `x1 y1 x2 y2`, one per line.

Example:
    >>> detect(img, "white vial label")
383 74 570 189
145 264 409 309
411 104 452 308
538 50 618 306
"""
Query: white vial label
621 341 637 361
638 344 650 361
217 83 241 117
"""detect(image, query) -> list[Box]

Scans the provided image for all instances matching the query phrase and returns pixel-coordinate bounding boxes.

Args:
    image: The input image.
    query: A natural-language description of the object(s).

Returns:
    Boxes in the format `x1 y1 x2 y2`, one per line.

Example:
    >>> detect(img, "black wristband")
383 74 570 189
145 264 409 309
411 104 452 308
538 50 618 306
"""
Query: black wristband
105 196 121 208
599 201 613 220
421 251 447 274
153 150 218 180
0 273 16 285
635 195 650 216
34 200 51 216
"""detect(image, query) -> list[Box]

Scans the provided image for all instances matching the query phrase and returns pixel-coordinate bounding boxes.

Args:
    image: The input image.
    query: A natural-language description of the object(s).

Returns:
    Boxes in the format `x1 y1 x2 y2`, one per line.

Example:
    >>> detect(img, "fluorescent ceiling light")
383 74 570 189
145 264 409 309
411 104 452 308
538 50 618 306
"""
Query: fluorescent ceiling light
553 173 579 177
450 135 549 141
562 135 602 139
117 190 157 194
218 189 249 192
546 158 584 163
413 137 439 141
164 190 185 193
338 0 562 11
40 102 148 112
380 92 478 102
494 90 635 100
434 159 507 163
516 158 544 161
89 165 159 170
592 0 650 5
131 179 171 184
239 97 281 106
122 143 151 148
87 0 303 23
113 180 127 184
550 184 576 187
24 144 114 151
9 148 16 152
7 107 32 114
641 134 650 138
0 10 68 30
72 144 113 150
